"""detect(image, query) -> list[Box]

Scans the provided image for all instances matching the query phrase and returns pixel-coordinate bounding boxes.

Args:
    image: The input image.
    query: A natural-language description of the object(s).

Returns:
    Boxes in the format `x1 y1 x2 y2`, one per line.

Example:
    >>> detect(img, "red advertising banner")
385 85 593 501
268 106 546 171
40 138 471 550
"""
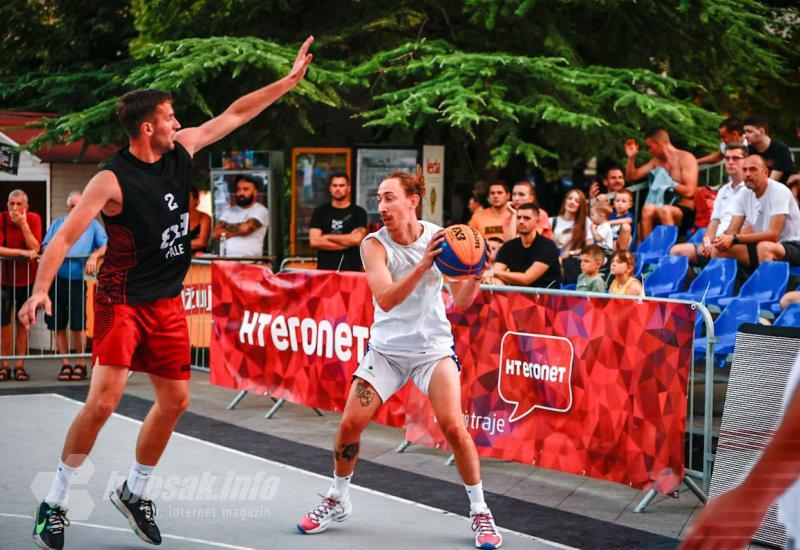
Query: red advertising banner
403 291 694 494
210 261 408 427
211 266 693 494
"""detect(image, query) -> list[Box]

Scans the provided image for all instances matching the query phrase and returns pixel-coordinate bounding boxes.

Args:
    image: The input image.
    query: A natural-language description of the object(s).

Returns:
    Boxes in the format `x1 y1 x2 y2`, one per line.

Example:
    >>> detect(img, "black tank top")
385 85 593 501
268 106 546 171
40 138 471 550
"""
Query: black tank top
98 142 193 304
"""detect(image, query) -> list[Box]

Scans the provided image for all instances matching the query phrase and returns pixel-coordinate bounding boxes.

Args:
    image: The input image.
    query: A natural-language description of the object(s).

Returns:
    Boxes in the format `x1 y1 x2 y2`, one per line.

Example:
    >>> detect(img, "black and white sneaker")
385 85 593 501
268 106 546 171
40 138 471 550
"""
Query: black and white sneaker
32 501 69 550
110 481 162 545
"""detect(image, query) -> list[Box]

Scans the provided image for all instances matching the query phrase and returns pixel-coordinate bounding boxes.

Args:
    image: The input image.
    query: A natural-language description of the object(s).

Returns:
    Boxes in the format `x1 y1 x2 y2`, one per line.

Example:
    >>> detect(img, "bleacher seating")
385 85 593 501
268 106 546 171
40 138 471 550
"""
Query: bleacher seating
643 255 689 298
669 258 737 304
774 303 800 328
694 297 760 366
634 226 678 278
716 261 788 313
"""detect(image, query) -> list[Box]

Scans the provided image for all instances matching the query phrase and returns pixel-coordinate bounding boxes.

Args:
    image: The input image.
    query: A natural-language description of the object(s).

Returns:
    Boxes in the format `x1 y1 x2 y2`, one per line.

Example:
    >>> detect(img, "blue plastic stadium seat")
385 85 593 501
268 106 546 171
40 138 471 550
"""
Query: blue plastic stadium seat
775 303 800 328
644 255 689 297
561 283 577 291
687 227 707 245
717 261 789 312
694 297 760 366
634 226 678 278
791 265 800 278
668 258 737 304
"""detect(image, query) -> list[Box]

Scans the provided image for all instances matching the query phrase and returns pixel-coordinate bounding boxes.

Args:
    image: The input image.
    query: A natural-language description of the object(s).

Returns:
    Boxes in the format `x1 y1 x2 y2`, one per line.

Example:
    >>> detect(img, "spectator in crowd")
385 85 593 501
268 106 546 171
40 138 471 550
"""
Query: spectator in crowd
482 203 560 288
213 174 269 257
608 250 644 297
467 182 487 217
309 172 368 271
589 166 627 203
712 155 800 268
697 117 745 165
506 180 552 239
789 116 800 191
743 114 796 185
188 186 211 255
576 245 607 293
550 189 588 258
587 200 614 251
780 290 800 311
41 191 107 381
485 236 503 268
671 143 748 264
469 181 511 241
0 189 42 381
626 128 699 240
609 189 635 250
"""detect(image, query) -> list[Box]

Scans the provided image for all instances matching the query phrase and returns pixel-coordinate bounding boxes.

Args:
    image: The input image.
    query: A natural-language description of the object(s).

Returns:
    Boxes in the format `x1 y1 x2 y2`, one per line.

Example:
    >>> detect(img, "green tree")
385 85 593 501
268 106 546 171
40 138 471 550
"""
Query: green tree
2 0 797 184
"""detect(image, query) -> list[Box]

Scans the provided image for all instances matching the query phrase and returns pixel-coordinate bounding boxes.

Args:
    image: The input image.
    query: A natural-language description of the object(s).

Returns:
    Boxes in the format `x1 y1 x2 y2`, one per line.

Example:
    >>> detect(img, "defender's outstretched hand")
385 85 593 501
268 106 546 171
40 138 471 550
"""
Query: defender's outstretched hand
288 36 314 85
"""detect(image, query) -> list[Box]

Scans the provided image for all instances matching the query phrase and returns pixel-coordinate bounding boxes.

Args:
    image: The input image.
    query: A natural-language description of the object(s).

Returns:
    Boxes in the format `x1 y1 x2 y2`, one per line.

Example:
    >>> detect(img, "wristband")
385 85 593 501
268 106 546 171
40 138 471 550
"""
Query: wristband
732 234 740 245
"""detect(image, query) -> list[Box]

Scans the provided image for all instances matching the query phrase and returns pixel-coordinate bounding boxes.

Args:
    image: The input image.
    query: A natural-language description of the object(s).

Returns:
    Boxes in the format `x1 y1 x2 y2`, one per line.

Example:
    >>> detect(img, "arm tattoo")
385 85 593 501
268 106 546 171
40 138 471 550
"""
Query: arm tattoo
334 442 360 462
356 380 375 407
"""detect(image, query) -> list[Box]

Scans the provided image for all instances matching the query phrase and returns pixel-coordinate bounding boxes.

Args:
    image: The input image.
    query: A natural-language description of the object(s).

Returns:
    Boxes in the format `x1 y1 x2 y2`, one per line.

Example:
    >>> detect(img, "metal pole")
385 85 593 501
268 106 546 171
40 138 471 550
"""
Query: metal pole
633 489 657 513
394 440 412 453
226 390 248 410
264 398 286 419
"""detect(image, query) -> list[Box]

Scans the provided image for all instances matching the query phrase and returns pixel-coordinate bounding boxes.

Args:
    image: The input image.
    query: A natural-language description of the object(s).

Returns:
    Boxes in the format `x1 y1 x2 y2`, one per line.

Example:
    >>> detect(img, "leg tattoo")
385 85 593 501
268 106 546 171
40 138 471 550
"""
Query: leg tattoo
356 380 375 407
335 442 360 462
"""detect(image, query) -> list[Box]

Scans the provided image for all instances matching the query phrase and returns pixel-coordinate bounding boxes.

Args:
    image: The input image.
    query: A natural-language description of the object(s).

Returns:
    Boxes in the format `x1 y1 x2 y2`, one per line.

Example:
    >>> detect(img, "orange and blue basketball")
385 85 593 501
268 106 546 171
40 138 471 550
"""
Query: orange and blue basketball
435 224 487 279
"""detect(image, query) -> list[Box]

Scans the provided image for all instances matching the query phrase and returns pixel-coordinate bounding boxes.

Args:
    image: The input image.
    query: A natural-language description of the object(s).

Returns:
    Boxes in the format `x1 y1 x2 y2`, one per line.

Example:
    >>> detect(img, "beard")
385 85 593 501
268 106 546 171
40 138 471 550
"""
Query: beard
236 195 255 207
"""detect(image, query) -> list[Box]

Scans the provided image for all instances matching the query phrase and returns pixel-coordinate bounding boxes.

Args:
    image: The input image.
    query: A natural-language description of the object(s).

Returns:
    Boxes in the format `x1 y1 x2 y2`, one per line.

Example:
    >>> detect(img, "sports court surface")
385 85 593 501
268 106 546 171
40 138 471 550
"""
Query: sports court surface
0 367 699 549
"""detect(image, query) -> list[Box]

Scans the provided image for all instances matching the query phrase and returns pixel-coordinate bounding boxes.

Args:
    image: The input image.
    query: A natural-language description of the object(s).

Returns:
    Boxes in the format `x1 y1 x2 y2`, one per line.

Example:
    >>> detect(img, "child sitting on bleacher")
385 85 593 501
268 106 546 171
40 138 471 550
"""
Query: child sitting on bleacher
576 245 607 293
609 189 635 250
609 250 644 296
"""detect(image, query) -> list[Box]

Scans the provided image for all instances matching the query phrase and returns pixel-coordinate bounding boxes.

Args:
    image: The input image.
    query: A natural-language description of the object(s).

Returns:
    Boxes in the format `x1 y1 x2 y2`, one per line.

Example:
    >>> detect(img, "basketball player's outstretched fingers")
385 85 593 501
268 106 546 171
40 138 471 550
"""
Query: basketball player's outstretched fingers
289 35 314 83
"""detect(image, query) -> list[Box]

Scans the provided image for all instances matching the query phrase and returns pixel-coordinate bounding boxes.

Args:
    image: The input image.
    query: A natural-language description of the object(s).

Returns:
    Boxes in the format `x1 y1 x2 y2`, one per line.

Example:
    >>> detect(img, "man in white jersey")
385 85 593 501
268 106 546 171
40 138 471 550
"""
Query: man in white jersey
296 170 503 549
681 352 800 549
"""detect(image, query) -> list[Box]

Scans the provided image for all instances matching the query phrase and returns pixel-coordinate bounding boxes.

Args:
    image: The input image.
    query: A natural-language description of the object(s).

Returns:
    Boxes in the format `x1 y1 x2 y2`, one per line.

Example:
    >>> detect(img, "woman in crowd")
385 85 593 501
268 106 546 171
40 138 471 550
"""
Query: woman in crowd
551 190 589 283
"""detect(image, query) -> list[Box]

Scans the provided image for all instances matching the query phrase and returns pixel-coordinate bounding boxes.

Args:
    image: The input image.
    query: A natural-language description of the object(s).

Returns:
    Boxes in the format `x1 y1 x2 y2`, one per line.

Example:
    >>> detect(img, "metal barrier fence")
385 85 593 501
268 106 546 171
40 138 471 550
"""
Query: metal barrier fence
3 256 718 512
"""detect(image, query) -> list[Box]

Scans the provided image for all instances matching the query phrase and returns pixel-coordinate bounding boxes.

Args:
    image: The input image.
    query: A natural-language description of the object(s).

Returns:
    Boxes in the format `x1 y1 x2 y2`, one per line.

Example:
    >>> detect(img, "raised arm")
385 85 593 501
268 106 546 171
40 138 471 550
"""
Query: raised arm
176 36 314 156
625 139 655 182
362 233 444 312
18 170 121 327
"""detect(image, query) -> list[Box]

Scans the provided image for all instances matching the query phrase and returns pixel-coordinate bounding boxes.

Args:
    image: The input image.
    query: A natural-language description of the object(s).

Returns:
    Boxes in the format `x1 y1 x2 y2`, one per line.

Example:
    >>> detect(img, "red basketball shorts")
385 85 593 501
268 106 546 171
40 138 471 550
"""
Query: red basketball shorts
92 295 191 380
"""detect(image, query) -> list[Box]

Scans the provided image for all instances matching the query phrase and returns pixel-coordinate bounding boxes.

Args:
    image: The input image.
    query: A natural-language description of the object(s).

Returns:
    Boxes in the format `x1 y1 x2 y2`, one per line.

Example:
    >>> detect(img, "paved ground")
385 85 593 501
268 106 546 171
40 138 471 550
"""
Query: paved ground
0 360 768 549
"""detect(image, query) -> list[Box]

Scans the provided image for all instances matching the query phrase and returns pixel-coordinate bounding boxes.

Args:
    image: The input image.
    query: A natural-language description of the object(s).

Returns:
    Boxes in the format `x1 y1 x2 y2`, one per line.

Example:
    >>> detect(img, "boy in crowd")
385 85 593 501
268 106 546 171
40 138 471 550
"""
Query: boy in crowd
485 236 503 268
609 189 635 250
588 201 614 250
576 245 607 293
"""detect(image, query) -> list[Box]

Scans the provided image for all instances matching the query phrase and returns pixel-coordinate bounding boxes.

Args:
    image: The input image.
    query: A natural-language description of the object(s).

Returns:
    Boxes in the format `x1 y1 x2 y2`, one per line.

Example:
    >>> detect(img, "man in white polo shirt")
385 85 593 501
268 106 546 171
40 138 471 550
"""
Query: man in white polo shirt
670 143 748 264
213 174 269 257
712 154 800 268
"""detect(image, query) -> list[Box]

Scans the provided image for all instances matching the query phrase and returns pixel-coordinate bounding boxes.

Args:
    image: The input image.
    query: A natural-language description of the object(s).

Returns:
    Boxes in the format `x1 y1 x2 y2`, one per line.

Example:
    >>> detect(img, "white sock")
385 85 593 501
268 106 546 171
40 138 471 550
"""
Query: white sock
465 481 486 511
126 461 156 500
45 460 79 506
332 472 352 498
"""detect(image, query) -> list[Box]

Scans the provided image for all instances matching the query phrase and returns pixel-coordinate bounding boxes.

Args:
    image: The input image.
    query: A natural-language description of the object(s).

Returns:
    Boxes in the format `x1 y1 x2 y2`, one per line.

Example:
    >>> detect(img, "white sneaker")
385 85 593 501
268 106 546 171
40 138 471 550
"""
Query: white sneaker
296 487 353 534
470 504 503 549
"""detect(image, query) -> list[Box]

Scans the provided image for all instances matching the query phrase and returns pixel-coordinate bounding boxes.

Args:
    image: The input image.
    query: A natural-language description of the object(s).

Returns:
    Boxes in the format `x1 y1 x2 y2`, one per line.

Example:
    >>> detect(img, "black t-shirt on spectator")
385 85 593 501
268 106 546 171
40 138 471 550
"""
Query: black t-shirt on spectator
752 139 796 184
495 234 561 288
310 203 368 271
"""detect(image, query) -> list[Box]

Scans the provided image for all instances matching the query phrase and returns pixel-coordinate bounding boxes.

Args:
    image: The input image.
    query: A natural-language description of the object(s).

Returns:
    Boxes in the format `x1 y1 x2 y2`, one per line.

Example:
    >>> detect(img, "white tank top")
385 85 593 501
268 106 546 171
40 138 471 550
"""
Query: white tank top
361 220 454 355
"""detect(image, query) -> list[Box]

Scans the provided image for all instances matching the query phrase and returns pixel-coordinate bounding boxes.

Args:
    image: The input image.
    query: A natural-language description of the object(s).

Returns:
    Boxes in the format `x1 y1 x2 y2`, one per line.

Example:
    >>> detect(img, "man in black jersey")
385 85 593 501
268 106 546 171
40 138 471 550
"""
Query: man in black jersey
309 172 367 271
19 36 314 550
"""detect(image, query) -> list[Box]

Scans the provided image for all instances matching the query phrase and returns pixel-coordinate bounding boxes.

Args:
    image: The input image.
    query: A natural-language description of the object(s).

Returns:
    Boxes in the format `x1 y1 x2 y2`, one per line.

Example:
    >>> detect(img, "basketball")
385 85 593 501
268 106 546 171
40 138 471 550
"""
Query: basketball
435 224 487 278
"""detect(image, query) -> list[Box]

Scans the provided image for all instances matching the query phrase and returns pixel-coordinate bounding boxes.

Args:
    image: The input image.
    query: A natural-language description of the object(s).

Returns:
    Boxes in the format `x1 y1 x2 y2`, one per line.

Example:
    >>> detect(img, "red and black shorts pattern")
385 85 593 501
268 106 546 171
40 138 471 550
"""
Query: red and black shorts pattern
92 295 191 380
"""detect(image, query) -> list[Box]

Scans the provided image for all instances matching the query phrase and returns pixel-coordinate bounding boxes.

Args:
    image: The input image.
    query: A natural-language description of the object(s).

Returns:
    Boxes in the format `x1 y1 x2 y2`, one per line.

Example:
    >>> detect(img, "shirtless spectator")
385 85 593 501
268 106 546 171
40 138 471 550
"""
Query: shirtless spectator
697 117 745 165
743 114 796 186
469 181 511 241
506 180 552 239
626 128 699 240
